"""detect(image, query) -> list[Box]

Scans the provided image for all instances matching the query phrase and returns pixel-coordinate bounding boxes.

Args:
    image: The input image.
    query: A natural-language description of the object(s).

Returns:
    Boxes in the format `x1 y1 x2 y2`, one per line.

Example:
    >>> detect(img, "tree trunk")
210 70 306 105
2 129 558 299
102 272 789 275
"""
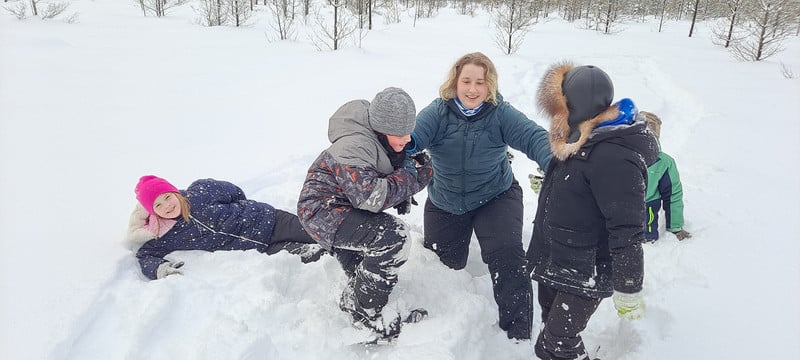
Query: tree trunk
333 4 339 50
688 0 701 37
30 0 38 16
755 4 771 60
368 0 372 30
725 10 737 47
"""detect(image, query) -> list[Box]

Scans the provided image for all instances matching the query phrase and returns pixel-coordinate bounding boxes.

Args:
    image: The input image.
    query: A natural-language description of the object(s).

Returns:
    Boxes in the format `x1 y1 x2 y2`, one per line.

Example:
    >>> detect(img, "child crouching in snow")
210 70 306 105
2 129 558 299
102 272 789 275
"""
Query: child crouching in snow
297 87 433 342
126 175 325 280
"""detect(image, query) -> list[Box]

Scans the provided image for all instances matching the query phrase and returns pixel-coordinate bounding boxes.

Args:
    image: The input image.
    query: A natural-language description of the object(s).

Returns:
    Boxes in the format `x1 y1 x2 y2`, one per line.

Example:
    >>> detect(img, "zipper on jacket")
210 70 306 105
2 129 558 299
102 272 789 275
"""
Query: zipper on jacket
461 121 471 211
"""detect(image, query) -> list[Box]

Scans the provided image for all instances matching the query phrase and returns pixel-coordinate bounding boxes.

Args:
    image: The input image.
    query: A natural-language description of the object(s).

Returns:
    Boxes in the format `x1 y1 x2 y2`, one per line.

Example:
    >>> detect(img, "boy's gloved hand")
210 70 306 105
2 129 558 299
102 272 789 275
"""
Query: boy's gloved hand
412 151 433 185
528 168 544 194
613 291 645 320
402 157 419 180
410 151 430 167
671 229 692 240
156 261 184 279
394 197 418 215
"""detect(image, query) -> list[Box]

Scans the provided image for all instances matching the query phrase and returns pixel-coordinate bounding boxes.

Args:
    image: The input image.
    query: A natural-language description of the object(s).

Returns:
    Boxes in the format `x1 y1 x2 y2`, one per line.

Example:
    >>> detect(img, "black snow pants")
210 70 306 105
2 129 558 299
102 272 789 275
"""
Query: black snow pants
332 209 410 313
534 284 602 360
265 209 326 263
423 179 533 340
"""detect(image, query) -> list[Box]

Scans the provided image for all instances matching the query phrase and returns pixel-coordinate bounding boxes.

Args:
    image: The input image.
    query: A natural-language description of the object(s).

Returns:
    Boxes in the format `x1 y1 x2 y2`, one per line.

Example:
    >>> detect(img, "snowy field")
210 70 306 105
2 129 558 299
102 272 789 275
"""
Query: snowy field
1 1 799 359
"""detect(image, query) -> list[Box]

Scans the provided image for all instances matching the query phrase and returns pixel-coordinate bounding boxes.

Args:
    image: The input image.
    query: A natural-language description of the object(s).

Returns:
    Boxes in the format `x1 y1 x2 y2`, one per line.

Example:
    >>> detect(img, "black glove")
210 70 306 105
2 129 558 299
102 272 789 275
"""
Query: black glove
410 151 430 166
394 196 418 215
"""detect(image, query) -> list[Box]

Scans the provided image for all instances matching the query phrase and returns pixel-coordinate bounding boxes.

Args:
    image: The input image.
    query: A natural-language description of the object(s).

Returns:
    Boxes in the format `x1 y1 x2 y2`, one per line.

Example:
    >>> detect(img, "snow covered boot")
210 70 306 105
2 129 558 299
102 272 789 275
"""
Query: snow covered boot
339 284 427 341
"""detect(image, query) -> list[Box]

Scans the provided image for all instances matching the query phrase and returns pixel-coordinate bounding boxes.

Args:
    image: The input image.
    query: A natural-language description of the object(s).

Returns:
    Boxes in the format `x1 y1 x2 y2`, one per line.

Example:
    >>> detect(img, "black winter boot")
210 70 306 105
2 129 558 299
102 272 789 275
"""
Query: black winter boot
339 283 427 340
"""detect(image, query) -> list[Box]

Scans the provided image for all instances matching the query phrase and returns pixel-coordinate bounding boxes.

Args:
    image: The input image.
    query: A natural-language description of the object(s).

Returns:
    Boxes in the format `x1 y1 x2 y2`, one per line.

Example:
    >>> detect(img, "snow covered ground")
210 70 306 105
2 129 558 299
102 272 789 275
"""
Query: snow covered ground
1 1 799 359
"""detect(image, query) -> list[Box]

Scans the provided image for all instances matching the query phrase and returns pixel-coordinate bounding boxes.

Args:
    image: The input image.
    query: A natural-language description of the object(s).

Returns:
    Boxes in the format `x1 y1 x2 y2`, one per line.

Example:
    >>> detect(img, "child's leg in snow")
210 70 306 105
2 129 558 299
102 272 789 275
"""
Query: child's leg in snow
333 209 410 313
534 284 602 360
266 209 326 262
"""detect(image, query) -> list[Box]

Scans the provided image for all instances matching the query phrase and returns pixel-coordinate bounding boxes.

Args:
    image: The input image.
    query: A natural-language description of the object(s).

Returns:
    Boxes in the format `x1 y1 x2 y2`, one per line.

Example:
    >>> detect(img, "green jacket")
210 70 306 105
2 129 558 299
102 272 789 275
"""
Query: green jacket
646 150 685 232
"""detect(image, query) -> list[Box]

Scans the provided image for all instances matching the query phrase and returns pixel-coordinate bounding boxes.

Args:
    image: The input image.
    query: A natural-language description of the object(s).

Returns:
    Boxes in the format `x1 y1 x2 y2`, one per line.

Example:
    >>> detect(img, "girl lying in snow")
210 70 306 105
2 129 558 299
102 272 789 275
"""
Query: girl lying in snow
126 175 325 280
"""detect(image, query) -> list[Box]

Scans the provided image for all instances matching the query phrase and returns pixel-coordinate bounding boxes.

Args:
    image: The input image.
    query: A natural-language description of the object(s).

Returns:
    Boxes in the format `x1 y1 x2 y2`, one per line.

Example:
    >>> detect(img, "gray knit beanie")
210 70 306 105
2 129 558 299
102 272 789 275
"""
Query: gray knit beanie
368 87 416 135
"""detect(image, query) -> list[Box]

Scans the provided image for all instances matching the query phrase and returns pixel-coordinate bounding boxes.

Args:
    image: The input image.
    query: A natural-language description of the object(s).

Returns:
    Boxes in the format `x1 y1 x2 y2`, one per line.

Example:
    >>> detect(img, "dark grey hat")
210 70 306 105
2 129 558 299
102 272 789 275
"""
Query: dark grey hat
368 87 416 136
562 65 614 142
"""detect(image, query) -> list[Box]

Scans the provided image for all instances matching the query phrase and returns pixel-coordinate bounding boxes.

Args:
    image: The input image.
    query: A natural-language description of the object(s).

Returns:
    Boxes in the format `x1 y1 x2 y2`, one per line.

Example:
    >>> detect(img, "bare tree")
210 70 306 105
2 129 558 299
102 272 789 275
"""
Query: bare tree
688 0 702 36
228 0 252 26
493 0 539 54
41 1 69 19
731 0 797 60
711 0 748 47
581 0 624 33
195 0 227 25
384 0 403 24
456 0 479 15
5 0 77 20
601 0 616 33
310 0 356 50
656 0 671 32
4 1 28 19
137 0 188 17
267 0 298 40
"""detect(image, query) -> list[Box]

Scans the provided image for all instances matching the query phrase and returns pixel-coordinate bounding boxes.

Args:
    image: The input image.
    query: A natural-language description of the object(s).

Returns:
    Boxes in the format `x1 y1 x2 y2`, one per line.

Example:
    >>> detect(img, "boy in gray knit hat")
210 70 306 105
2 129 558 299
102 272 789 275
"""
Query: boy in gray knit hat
298 87 433 343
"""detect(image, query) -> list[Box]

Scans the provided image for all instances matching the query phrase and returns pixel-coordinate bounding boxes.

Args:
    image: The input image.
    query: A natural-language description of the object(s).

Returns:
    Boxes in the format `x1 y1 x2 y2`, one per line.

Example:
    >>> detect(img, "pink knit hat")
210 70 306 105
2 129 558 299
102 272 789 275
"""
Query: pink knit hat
135 175 179 215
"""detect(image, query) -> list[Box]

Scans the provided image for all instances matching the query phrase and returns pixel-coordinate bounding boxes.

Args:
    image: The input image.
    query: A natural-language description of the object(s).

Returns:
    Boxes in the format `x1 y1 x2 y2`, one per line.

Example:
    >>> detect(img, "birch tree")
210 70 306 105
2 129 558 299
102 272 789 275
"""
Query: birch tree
493 0 539 54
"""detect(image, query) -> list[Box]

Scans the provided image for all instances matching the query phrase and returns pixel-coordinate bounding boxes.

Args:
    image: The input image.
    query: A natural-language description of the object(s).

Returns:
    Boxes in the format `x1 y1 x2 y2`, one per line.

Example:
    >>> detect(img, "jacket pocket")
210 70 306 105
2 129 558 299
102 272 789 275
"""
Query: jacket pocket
549 225 597 248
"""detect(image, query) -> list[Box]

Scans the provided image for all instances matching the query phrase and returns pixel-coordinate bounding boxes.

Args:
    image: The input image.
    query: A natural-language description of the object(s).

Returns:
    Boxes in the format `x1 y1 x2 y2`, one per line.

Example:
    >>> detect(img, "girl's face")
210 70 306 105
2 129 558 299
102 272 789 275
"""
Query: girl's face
153 192 182 219
386 134 411 152
456 63 488 109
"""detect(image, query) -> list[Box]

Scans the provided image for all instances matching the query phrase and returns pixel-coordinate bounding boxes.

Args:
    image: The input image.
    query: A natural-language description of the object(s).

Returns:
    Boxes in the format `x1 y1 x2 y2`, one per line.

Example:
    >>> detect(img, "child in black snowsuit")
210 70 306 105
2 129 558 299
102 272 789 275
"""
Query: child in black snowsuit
527 63 659 360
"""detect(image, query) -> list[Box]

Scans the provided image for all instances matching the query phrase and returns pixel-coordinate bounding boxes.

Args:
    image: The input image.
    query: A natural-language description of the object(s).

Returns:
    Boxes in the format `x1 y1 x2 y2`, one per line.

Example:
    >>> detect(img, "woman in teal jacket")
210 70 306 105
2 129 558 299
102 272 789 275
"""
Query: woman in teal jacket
407 52 551 340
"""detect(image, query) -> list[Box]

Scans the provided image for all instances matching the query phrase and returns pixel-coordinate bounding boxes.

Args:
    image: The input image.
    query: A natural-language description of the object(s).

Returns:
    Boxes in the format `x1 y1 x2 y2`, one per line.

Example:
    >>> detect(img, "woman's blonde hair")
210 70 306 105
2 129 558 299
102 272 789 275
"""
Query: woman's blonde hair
438 52 499 105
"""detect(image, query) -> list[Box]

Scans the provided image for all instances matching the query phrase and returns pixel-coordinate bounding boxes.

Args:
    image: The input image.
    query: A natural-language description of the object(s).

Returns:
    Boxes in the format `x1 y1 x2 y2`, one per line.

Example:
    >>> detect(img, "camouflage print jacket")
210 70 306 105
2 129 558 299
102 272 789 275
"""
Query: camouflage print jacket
297 100 432 250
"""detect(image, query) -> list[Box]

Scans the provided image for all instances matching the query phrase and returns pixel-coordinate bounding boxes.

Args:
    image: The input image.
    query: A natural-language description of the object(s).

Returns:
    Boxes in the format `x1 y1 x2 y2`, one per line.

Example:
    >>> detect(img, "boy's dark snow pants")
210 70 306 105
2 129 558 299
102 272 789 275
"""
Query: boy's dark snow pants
534 284 602 360
333 209 409 313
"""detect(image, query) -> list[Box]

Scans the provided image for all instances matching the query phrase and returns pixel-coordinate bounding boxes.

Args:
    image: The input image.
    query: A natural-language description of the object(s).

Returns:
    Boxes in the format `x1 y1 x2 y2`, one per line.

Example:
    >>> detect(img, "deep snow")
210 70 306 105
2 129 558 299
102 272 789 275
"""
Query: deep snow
1 1 799 359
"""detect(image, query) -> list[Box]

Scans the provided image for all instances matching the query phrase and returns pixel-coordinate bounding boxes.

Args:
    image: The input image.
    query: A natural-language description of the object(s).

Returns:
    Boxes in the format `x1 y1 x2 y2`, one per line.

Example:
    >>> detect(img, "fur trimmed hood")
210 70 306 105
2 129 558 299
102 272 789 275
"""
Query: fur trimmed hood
538 62 620 161
124 203 176 250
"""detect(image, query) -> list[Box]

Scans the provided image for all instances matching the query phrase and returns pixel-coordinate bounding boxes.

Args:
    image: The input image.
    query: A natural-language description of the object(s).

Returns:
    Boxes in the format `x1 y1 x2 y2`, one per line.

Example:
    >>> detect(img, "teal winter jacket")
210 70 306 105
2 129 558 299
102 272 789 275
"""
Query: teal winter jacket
411 95 551 215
